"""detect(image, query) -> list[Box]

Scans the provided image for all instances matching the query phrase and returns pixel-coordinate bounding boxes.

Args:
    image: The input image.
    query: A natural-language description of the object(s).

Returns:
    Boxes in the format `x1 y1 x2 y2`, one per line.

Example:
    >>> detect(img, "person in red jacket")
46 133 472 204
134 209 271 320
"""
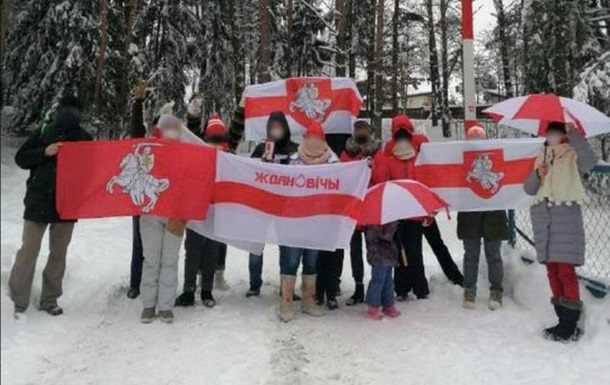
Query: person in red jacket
383 115 430 299
338 120 386 306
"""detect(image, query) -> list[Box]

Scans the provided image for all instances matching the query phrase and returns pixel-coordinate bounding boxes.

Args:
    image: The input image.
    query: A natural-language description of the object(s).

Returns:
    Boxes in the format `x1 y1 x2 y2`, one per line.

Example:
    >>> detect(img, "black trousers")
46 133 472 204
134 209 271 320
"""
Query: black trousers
423 221 464 285
129 216 144 290
183 229 222 292
394 220 429 298
316 249 344 301
349 229 364 283
216 243 227 270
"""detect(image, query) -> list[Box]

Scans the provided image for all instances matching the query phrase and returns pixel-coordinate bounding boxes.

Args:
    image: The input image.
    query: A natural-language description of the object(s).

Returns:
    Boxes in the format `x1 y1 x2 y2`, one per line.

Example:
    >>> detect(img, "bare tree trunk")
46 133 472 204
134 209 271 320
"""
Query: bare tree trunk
230 0 244 104
426 0 441 129
0 0 11 108
335 0 348 77
119 0 138 138
493 0 513 97
366 0 376 121
440 0 450 137
94 0 109 110
373 0 385 133
347 0 356 79
391 0 399 114
0 0 10 57
258 0 271 83
286 0 293 77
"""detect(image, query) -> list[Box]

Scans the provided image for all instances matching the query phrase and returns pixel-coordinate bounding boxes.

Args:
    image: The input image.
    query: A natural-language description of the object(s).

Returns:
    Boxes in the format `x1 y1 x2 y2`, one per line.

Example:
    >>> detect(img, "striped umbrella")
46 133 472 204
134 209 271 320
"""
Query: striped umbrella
483 94 610 138
358 180 449 225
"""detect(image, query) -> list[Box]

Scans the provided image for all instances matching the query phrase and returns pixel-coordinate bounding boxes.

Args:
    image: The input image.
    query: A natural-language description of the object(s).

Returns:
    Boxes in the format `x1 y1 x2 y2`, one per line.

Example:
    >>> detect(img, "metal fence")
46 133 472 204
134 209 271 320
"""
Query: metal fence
449 120 610 298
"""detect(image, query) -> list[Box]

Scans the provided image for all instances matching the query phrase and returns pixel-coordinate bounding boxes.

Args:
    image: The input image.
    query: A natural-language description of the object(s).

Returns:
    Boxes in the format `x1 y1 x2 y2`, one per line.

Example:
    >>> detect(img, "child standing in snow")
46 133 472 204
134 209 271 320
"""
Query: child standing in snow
524 122 597 342
458 125 508 311
139 114 186 324
364 222 401 320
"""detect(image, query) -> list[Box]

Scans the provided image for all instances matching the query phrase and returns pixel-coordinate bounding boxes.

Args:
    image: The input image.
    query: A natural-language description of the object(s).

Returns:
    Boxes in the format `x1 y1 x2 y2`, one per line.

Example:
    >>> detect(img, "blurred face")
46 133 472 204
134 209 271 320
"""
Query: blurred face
303 135 326 153
161 121 181 140
354 127 370 144
546 130 565 146
268 122 285 140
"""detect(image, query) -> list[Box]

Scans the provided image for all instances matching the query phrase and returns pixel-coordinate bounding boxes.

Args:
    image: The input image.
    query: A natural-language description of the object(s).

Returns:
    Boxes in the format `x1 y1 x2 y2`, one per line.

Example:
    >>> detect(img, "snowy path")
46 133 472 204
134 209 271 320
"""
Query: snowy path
2 146 609 385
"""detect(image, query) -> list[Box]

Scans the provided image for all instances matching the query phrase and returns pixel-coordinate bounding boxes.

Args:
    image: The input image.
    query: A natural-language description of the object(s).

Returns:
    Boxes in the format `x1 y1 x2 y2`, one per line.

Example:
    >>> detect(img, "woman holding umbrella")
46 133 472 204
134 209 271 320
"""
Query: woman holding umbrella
524 121 598 342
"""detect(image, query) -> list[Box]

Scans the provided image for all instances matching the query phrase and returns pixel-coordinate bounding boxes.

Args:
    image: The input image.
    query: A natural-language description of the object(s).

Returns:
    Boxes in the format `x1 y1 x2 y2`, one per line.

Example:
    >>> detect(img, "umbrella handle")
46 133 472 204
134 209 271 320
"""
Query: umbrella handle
543 141 548 163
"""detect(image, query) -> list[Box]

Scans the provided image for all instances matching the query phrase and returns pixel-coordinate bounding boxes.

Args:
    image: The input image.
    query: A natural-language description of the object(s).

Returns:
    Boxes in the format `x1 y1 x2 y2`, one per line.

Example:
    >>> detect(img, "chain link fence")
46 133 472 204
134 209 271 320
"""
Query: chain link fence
448 119 610 297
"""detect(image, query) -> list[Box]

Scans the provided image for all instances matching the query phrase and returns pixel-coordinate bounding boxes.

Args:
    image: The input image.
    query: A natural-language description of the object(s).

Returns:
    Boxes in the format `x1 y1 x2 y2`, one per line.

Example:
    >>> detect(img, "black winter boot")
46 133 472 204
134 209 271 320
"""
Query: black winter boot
201 290 216 308
545 299 583 342
543 298 562 338
175 291 195 307
346 283 364 306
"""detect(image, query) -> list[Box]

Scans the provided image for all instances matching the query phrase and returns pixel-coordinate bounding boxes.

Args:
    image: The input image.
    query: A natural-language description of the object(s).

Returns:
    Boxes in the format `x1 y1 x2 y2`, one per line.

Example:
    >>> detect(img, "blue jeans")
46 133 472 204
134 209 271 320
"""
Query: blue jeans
366 265 395 308
279 247 318 276
249 253 263 290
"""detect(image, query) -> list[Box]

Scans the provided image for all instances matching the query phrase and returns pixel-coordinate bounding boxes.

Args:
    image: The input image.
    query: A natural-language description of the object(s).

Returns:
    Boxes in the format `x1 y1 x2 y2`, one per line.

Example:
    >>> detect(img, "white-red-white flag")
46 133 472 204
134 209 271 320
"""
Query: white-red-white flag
189 152 371 251
244 77 363 142
414 138 544 212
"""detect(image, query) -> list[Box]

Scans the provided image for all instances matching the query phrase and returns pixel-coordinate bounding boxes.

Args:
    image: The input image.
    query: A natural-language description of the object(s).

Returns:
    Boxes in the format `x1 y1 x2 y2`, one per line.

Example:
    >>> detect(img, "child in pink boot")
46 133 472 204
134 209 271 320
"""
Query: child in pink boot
364 222 401 320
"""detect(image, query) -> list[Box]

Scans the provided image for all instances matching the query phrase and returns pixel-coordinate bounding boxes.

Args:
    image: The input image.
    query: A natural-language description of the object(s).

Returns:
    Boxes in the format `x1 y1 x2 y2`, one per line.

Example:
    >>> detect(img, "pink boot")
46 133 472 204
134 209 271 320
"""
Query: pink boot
382 305 401 318
366 306 385 321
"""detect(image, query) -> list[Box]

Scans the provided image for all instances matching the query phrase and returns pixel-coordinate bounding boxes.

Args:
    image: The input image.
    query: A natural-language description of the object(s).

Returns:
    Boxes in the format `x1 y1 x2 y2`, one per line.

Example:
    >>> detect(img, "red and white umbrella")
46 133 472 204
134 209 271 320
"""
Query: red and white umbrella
358 180 449 225
483 94 610 138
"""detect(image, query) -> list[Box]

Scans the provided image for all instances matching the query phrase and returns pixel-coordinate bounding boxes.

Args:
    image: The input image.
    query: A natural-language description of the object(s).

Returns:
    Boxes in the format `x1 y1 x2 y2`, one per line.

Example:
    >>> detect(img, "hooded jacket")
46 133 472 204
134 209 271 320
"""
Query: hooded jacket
382 116 429 181
251 112 298 164
15 110 93 223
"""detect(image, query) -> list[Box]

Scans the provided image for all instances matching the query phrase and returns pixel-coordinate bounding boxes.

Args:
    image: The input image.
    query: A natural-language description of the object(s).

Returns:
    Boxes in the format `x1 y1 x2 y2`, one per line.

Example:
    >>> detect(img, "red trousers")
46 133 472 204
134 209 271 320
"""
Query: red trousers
546 263 580 301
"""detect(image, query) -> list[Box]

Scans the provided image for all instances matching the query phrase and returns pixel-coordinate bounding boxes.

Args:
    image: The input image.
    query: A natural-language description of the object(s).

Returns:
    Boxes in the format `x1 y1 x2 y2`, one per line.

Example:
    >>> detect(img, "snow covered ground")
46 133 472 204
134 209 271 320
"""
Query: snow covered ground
1 144 609 385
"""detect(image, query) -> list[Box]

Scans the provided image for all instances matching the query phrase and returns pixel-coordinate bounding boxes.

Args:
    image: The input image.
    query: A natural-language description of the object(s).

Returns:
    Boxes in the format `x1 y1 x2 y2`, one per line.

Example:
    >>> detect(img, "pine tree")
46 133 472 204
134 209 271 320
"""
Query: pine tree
2 0 100 132
522 0 592 96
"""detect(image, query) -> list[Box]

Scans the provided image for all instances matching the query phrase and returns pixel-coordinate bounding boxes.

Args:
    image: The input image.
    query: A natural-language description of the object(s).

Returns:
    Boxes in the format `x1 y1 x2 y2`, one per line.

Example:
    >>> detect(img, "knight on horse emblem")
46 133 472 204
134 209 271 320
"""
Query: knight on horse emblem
465 153 505 195
289 82 332 122
106 142 170 212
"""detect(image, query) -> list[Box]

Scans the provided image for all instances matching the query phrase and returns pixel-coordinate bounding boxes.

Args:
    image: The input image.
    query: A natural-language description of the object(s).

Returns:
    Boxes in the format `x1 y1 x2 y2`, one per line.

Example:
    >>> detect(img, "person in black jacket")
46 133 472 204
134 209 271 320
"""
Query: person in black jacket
127 81 147 300
246 111 299 298
9 95 93 317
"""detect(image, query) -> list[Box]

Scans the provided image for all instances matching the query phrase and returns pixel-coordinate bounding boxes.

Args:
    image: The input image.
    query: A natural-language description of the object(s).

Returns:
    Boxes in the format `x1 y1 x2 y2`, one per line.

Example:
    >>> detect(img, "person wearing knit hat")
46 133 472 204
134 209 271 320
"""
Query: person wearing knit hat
203 114 230 152
276 122 339 322
292 122 337 166
459 122 508 311
524 121 598 342
175 114 231 309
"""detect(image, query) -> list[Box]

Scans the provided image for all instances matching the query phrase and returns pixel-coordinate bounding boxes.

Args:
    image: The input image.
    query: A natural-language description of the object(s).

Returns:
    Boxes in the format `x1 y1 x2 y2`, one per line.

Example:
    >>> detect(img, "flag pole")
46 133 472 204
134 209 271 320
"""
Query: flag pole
462 0 477 135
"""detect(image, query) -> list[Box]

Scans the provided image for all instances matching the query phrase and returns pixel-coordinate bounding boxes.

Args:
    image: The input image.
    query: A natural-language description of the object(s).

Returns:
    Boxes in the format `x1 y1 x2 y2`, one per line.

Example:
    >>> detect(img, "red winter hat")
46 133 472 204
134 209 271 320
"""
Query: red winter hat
205 114 227 138
391 114 414 135
304 121 325 140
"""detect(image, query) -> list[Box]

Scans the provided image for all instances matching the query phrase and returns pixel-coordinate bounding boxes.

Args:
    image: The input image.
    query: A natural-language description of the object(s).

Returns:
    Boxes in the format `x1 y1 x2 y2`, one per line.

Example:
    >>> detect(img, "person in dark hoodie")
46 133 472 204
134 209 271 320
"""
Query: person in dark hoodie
246 111 299 298
9 95 93 318
127 81 147 300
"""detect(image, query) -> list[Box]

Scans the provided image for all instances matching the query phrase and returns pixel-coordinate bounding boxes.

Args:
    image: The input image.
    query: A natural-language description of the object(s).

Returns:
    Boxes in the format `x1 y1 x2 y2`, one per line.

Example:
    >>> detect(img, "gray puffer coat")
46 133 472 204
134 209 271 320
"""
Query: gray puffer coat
523 131 598 266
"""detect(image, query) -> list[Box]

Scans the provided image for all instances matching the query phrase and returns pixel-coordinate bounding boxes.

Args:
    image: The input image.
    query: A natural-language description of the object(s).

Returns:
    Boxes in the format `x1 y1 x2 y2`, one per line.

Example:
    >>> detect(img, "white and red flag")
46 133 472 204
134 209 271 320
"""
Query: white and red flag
244 77 363 141
189 152 371 251
414 138 544 212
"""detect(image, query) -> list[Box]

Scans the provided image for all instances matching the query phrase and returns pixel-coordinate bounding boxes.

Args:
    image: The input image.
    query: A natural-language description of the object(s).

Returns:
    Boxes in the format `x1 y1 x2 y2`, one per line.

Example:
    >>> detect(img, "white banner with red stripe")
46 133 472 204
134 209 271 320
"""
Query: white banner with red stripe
244 77 363 142
414 138 545 212
189 152 371 251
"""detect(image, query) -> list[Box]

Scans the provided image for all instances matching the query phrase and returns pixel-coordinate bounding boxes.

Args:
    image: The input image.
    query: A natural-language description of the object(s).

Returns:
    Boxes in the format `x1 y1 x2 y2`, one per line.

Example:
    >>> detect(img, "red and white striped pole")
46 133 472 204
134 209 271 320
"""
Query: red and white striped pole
462 0 477 134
